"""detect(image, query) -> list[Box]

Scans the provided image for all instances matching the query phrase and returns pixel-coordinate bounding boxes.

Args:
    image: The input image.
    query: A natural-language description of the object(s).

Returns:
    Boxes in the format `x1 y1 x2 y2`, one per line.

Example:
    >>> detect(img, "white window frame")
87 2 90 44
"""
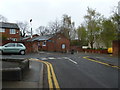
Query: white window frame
42 41 46 46
0 28 5 32
10 29 16 34
62 44 66 49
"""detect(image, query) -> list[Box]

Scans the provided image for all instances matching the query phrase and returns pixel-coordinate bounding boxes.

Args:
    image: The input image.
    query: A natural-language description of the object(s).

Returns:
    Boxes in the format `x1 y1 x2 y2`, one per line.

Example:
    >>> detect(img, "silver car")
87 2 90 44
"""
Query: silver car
0 43 26 55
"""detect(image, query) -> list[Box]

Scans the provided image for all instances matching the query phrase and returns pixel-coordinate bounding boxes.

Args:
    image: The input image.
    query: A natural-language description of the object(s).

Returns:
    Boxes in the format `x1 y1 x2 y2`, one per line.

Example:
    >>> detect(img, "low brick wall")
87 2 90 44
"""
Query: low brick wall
70 46 108 54
70 46 83 52
83 49 108 54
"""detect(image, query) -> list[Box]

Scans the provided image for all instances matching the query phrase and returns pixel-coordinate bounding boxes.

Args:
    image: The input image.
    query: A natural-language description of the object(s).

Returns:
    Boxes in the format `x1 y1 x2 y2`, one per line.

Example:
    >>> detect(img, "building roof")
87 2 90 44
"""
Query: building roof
27 34 54 41
0 22 19 29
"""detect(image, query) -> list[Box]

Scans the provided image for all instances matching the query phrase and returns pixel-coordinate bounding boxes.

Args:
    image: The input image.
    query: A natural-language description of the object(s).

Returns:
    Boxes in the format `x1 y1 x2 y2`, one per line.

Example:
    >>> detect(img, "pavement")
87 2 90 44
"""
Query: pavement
2 59 44 88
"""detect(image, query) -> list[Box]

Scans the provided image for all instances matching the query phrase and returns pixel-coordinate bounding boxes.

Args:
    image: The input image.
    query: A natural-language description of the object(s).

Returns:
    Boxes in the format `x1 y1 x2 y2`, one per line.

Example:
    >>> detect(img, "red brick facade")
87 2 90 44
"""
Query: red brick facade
38 33 70 52
113 40 120 56
1 28 20 41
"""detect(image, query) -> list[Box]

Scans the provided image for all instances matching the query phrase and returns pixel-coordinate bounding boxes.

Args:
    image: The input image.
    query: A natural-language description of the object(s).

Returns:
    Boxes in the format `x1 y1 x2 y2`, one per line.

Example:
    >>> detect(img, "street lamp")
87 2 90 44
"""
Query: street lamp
30 19 32 38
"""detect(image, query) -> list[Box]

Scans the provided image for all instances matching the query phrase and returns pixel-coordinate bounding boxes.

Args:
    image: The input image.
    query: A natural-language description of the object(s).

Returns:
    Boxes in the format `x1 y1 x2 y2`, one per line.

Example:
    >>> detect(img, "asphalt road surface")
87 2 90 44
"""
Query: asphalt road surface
1 52 120 88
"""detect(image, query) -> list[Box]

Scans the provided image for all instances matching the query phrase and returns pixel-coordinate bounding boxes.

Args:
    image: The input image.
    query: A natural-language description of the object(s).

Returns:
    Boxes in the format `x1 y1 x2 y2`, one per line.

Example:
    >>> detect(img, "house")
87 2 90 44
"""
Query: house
0 22 20 41
28 33 70 52
21 34 39 41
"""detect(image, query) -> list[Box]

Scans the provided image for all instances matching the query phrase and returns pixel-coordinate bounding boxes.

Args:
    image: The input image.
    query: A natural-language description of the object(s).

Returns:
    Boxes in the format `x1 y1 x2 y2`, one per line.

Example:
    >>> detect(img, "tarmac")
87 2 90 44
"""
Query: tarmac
2 60 44 89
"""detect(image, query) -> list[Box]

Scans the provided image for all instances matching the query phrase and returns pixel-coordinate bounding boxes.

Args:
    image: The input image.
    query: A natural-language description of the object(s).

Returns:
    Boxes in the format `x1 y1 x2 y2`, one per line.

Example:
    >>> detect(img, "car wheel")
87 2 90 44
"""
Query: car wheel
20 50 25 55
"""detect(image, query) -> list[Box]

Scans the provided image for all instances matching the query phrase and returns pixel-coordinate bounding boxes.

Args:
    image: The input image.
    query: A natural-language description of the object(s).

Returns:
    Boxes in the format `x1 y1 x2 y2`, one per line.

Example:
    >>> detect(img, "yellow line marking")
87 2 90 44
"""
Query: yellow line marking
29 58 60 89
83 56 120 69
44 61 54 90
47 62 60 89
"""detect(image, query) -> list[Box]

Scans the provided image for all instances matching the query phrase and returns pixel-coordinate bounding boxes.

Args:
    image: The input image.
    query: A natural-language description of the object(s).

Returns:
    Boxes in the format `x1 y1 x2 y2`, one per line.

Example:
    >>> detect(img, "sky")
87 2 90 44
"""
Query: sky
0 0 119 34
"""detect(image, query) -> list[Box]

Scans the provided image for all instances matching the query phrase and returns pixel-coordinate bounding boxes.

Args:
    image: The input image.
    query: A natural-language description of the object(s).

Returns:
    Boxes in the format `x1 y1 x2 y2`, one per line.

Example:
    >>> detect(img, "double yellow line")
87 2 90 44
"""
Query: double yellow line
83 56 120 69
30 58 60 90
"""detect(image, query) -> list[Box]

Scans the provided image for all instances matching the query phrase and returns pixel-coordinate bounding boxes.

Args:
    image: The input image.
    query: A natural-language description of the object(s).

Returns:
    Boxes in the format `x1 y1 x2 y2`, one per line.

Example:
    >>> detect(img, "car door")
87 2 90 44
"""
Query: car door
3 43 16 53
16 43 23 53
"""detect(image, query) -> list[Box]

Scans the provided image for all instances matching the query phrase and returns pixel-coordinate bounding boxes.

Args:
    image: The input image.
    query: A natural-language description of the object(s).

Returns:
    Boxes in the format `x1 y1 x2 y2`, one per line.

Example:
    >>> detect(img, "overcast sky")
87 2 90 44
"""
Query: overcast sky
0 0 119 33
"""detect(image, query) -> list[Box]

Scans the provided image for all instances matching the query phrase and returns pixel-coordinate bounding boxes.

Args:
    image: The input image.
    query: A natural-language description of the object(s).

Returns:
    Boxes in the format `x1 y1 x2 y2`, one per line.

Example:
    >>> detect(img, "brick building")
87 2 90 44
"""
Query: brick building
112 40 120 56
0 22 20 41
28 33 70 52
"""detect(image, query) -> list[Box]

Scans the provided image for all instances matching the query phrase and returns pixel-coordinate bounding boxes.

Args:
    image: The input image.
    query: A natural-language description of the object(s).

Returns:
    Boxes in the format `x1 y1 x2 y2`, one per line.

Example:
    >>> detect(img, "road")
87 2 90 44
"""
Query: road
1 52 120 88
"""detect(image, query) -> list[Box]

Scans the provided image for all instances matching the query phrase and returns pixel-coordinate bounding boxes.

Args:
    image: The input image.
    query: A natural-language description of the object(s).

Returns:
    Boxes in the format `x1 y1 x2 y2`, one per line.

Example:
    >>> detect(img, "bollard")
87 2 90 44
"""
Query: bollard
71 49 74 54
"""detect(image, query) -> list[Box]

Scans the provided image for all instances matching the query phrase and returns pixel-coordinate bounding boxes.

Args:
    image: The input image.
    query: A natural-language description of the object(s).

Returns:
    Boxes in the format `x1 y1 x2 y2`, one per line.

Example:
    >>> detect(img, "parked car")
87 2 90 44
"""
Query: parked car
0 43 26 55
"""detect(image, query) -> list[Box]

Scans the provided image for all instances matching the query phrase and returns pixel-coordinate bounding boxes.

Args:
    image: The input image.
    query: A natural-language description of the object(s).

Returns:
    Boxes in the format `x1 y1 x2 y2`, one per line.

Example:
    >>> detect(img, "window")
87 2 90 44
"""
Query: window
17 43 23 47
0 28 5 32
62 44 66 49
11 38 17 41
42 41 46 46
4 43 15 47
10 29 16 34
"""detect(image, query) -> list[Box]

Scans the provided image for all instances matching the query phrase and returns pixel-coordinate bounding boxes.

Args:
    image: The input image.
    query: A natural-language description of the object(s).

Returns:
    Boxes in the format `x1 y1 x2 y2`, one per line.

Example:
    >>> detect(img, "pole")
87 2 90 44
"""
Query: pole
30 19 32 38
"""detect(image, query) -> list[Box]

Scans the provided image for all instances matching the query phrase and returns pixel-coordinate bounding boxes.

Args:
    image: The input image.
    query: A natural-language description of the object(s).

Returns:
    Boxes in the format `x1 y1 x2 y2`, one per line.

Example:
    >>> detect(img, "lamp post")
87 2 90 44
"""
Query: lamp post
30 19 32 38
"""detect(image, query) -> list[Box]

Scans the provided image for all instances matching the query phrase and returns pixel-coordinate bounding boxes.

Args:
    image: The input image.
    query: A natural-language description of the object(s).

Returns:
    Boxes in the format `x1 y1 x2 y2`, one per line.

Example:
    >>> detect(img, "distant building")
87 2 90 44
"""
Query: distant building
0 22 20 41
27 33 70 52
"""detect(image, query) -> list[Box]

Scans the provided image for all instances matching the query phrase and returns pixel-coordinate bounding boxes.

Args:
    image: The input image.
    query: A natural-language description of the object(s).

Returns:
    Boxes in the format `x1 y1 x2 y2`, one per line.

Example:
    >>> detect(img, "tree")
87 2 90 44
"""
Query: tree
36 26 49 36
0 14 7 22
61 14 74 39
17 21 29 37
111 7 120 40
48 19 61 34
84 7 102 48
77 25 88 46
101 19 117 48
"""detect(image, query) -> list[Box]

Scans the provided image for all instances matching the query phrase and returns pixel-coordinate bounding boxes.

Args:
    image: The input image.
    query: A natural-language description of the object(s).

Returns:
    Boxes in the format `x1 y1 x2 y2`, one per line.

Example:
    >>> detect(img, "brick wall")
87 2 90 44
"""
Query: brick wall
70 46 83 52
37 33 70 52
48 34 70 52
113 40 120 56
0 28 20 41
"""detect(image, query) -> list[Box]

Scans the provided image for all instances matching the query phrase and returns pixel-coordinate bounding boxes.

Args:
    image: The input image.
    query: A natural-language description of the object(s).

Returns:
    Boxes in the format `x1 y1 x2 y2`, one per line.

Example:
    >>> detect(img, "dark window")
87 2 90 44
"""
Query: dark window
17 43 23 47
5 43 15 47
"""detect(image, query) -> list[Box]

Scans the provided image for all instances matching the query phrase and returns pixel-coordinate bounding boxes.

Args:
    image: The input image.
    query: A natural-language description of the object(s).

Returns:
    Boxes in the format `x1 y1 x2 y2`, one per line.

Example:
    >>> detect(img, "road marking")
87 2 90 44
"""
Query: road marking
29 58 60 89
41 58 48 60
63 57 78 64
83 56 120 69
48 57 56 60
46 62 60 89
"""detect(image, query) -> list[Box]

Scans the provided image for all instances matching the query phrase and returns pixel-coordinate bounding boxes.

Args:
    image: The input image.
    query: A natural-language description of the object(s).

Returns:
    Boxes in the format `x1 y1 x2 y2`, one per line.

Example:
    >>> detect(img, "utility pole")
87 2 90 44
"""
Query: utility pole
30 19 32 38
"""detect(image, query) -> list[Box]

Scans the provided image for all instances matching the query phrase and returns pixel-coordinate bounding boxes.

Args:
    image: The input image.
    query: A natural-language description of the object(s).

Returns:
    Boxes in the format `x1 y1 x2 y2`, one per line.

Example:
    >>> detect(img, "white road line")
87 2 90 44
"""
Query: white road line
41 58 48 60
48 57 56 60
63 57 78 64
